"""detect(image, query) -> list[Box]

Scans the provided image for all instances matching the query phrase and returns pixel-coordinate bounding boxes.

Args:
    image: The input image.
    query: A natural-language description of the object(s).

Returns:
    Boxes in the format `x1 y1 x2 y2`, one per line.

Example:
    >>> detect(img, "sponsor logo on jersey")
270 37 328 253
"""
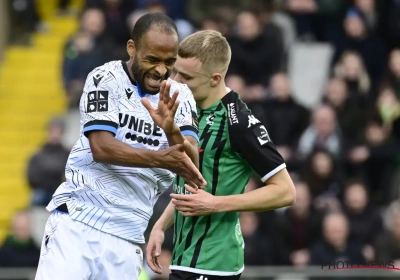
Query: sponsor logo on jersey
119 113 162 146
253 125 271 146
206 112 216 125
247 115 260 128
87 90 109 112
228 103 239 125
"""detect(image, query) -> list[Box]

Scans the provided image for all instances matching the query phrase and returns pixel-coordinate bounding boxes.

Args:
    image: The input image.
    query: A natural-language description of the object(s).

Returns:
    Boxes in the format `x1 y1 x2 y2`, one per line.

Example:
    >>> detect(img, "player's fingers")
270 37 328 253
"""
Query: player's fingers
148 257 162 274
141 98 155 113
159 80 167 102
184 184 199 194
163 82 172 104
168 90 179 109
153 256 163 272
170 193 186 200
179 211 194 217
171 99 180 116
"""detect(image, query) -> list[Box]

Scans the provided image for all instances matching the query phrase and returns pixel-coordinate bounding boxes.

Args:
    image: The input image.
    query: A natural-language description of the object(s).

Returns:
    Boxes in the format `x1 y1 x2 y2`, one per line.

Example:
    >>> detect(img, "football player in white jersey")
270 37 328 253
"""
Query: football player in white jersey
35 13 206 280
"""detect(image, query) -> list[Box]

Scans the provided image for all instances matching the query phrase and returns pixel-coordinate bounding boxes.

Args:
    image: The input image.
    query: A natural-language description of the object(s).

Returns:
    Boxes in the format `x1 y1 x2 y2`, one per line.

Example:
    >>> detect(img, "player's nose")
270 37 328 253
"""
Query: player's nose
154 64 168 78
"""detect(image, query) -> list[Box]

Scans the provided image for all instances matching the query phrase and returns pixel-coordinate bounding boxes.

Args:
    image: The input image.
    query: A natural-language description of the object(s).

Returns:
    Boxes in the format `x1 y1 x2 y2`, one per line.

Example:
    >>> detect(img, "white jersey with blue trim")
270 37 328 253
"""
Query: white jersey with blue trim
47 60 198 244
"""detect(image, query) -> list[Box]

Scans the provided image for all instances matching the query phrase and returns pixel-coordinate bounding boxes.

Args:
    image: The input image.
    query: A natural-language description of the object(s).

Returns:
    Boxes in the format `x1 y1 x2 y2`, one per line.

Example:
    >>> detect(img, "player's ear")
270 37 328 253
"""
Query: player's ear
127 39 136 58
210 73 222 87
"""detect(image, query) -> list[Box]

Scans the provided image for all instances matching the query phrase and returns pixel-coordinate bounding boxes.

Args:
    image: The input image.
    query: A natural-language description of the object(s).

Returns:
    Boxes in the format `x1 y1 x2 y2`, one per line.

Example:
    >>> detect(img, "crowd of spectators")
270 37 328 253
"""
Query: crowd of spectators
2 0 400 277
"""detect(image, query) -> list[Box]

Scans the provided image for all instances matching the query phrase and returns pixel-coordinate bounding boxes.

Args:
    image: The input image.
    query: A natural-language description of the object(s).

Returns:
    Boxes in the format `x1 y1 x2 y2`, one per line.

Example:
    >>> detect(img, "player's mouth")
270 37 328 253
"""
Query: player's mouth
146 75 163 88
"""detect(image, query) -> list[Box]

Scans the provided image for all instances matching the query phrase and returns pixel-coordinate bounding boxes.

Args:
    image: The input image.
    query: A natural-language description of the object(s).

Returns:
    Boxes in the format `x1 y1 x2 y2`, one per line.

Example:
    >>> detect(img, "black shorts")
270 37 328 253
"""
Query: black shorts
169 270 241 280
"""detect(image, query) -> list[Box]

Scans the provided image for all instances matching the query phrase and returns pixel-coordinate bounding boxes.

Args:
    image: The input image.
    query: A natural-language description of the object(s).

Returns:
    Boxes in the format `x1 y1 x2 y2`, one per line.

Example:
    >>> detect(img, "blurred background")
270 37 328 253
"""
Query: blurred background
1 0 400 279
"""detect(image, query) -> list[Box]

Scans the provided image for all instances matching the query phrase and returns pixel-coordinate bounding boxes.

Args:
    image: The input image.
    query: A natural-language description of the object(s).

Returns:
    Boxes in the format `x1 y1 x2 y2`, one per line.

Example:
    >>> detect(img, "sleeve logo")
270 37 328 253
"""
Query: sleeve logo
247 115 260 128
87 90 109 113
228 103 239 125
253 125 271 146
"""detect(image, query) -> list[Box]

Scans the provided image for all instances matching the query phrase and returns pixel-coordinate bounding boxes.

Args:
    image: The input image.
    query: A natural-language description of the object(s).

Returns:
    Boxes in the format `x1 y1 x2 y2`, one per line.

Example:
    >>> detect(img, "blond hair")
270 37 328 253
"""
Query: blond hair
178 30 231 75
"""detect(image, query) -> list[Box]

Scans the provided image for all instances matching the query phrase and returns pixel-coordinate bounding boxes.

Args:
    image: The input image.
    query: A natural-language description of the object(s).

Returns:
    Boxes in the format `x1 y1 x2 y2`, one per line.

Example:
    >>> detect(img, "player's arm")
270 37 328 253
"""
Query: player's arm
81 71 204 187
152 201 175 231
217 112 296 212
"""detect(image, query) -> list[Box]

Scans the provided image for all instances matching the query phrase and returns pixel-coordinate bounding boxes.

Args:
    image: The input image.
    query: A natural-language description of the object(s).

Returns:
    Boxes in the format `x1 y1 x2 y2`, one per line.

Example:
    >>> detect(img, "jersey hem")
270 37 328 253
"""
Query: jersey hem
169 265 244 276
261 163 286 182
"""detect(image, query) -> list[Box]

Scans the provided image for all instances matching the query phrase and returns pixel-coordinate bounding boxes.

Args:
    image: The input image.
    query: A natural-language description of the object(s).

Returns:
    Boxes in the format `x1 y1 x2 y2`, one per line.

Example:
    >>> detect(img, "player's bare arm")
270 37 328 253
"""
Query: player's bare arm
88 131 205 188
171 168 295 216
142 80 200 168
146 201 175 274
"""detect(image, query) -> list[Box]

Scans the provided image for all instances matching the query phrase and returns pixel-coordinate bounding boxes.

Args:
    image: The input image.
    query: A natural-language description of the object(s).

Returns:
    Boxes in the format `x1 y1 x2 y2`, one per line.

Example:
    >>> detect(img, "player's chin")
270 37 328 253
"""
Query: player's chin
143 82 161 94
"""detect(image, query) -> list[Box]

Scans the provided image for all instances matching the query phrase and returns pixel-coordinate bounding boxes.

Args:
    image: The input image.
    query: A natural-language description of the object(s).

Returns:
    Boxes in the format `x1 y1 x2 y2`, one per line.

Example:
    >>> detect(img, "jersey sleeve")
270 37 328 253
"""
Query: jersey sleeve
171 82 199 143
80 68 120 137
229 111 286 182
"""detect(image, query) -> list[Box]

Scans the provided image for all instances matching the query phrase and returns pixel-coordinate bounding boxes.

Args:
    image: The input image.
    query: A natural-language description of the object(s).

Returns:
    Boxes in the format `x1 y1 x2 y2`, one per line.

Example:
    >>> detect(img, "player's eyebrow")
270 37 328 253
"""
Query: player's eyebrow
173 67 194 78
145 55 176 64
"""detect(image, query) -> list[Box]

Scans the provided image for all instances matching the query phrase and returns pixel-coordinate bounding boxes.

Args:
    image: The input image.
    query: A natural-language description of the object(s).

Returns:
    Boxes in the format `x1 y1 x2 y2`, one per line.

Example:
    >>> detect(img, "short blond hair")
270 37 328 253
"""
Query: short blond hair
178 30 231 74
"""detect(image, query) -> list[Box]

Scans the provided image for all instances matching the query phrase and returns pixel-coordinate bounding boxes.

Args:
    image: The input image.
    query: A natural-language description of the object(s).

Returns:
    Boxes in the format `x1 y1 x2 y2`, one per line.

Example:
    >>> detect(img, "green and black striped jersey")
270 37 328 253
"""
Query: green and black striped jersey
170 90 286 276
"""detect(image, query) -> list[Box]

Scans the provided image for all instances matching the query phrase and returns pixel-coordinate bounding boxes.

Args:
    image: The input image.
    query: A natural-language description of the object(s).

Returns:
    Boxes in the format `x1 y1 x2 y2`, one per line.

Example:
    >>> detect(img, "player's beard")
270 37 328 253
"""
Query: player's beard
131 55 170 95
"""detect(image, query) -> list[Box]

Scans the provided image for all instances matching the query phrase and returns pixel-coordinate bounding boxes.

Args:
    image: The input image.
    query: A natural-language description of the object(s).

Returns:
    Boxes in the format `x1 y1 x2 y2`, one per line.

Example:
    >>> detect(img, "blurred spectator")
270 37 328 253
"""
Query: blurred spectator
240 212 275 265
333 51 371 106
375 87 400 129
382 49 400 99
322 77 365 143
354 0 379 33
0 210 40 267
348 118 400 205
276 182 323 266
84 0 135 51
27 118 70 207
297 105 343 160
374 202 400 266
227 10 284 104
342 179 383 261
285 0 347 42
301 149 342 199
310 212 365 265
141 0 195 41
332 8 386 86
264 73 310 163
62 8 113 108
9 0 48 44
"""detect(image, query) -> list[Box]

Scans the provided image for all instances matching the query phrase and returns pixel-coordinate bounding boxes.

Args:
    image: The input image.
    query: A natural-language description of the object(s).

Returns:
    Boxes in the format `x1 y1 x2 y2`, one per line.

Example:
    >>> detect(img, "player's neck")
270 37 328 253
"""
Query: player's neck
197 83 228 110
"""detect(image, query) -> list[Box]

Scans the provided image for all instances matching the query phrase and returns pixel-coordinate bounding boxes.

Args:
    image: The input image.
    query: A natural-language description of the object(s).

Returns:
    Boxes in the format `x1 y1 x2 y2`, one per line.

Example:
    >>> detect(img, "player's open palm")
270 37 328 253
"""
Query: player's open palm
146 228 165 274
142 80 180 134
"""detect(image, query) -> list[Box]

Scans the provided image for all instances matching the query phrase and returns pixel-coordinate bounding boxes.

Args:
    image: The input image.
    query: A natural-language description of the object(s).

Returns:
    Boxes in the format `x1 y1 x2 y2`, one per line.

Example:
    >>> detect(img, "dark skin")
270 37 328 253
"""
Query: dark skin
88 29 205 188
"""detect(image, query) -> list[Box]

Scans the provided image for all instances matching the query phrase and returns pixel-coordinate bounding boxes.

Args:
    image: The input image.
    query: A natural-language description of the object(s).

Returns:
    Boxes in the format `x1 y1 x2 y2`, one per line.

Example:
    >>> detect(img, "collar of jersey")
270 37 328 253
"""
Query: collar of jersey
198 99 221 113
122 61 153 98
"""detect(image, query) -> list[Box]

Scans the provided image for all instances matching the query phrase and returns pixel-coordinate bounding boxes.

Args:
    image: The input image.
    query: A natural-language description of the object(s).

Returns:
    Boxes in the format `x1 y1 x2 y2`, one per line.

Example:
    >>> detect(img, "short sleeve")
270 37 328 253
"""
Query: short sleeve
80 68 120 137
170 82 199 143
230 112 286 182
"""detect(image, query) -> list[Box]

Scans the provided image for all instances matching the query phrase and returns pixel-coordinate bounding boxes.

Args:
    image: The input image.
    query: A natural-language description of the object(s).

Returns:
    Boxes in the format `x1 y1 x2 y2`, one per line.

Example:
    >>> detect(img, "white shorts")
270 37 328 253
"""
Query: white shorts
35 210 143 280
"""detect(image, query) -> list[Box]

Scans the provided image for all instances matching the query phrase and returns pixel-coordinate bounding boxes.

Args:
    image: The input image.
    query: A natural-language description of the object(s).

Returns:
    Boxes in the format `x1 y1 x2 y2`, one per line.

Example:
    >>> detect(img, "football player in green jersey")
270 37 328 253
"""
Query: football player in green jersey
145 30 296 280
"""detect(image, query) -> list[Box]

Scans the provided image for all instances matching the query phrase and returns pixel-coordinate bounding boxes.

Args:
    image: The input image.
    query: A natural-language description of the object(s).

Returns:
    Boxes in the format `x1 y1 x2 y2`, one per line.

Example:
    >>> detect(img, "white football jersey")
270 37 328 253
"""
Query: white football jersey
47 61 198 244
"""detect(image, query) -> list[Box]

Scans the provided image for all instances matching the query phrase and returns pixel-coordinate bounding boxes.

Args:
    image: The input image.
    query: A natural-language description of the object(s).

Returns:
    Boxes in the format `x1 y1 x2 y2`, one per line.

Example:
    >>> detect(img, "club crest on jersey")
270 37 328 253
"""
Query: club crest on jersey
87 90 109 113
247 115 260 128
228 103 239 125
253 125 271 146
206 112 216 125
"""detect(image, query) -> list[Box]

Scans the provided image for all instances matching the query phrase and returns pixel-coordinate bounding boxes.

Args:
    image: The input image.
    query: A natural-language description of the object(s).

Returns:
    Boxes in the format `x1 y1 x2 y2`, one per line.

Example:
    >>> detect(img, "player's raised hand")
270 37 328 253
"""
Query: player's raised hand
170 184 218 216
146 228 164 274
163 144 207 189
141 80 180 134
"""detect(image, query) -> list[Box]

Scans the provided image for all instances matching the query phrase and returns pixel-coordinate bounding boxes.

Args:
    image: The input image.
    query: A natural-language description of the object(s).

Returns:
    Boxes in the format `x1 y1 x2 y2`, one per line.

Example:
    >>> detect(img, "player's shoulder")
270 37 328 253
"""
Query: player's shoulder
86 61 122 89
167 78 193 101
220 89 261 129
